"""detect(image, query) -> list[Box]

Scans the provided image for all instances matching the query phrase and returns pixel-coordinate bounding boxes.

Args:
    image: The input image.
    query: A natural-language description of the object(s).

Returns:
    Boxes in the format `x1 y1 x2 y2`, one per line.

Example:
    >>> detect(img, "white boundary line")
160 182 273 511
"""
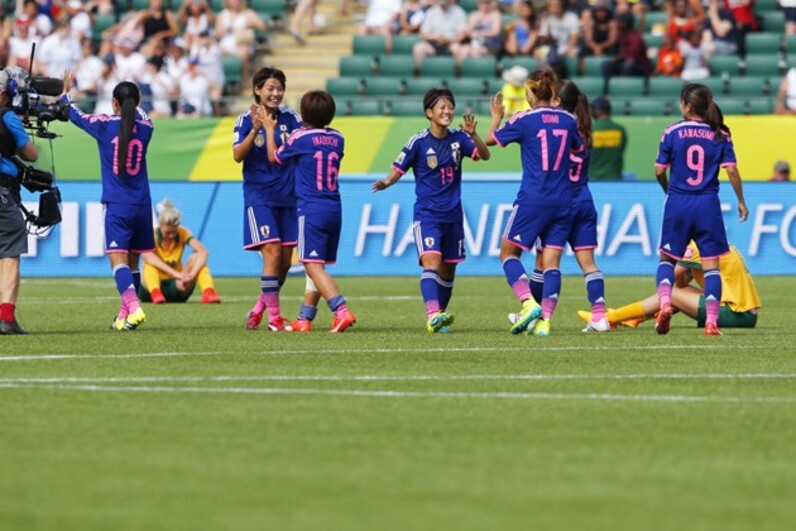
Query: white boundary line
0 344 734 362
0 383 793 404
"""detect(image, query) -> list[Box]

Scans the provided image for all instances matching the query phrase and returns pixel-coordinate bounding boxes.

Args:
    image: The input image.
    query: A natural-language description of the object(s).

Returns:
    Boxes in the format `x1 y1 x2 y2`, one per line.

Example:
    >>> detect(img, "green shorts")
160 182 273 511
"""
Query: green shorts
697 296 758 328
138 278 195 303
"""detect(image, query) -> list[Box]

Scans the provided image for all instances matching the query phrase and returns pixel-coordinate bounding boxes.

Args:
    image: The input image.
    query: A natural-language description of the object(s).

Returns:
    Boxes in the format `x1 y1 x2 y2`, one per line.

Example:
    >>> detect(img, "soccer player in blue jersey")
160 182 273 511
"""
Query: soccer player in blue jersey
264 90 356 333
486 68 583 337
372 88 490 333
63 76 154 330
654 84 748 336
233 67 309 332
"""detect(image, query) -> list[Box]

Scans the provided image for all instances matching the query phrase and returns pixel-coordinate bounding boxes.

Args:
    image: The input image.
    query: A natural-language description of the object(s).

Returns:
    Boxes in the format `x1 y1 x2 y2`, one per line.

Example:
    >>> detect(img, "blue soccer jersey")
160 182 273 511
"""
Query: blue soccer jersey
492 106 583 207
569 149 594 204
655 120 737 194
392 128 480 223
274 127 345 211
233 107 301 207
68 104 154 205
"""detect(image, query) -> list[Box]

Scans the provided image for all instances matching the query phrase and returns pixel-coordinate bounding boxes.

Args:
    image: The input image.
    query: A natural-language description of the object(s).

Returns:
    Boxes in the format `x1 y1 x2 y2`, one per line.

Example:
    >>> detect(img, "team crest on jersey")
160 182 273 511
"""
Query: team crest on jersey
260 225 270 238
254 132 265 147
451 142 461 165
426 148 437 169
279 124 289 144
424 237 435 248
394 152 406 165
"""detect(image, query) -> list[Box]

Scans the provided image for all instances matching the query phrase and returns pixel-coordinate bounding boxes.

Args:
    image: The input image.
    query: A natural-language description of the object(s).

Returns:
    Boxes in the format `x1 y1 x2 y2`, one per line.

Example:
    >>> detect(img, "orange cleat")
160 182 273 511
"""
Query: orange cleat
330 309 356 333
289 318 312 332
246 310 263 330
704 323 723 336
200 288 221 304
268 316 291 331
655 303 673 335
151 288 166 305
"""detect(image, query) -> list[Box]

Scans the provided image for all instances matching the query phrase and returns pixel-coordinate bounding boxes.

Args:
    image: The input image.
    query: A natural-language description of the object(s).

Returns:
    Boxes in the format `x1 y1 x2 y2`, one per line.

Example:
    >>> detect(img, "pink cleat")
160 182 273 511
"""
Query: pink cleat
246 311 263 330
655 303 673 335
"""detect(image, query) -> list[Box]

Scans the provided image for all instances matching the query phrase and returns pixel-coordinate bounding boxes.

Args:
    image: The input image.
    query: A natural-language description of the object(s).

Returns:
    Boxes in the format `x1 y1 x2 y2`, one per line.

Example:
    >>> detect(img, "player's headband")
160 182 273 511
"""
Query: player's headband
424 95 454 110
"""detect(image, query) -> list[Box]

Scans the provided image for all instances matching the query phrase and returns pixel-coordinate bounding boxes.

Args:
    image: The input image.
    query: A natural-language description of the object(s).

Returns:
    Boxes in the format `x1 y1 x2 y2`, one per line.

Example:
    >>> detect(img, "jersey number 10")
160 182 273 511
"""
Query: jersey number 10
111 137 144 176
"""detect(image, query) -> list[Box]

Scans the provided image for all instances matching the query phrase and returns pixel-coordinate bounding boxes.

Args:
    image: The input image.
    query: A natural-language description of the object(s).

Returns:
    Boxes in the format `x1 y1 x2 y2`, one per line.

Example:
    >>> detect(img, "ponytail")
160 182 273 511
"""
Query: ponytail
112 81 141 177
526 67 558 107
704 101 725 141
557 79 592 150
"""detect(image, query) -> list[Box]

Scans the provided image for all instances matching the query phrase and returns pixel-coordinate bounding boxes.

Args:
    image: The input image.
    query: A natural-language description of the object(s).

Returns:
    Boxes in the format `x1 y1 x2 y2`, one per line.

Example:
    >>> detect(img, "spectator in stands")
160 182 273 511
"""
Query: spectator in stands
72 39 105 105
500 64 531 115
614 1 651 33
37 18 82 77
654 32 684 76
216 0 266 85
783 0 796 35
537 0 580 67
503 0 538 57
775 62 796 114
113 37 147 82
178 0 216 48
724 0 757 43
601 13 652 93
411 0 469 70
137 0 179 57
359 0 402 54
190 29 224 114
141 56 176 117
769 160 791 181
65 0 93 43
99 11 145 57
399 0 428 35
590 96 626 181
667 0 702 44
581 0 619 57
93 59 119 114
164 37 189 81
85 0 115 16
7 17 35 70
289 0 318 45
18 0 52 39
178 57 213 116
0 14 11 66
679 30 709 80
702 0 739 57
451 0 503 64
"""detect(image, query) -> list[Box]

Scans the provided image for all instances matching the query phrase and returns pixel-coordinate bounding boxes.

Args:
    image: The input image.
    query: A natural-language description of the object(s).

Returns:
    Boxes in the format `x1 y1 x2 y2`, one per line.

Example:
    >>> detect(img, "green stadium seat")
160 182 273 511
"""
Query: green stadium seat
353 35 387 56
445 78 487 96
365 77 403 96
743 54 783 77
377 55 415 77
754 0 779 12
745 32 783 54
647 76 684 96
326 77 363 96
786 35 796 55
714 97 747 115
701 76 728 96
501 56 537 73
392 35 423 55
608 97 632 115
459 0 478 12
761 11 785 33
92 14 116 41
747 98 774 114
708 55 740 76
250 0 285 18
570 76 604 97
131 0 149 9
420 56 456 78
728 76 768 96
349 99 383 116
388 99 424 116
608 77 647 96
487 78 505 94
562 56 580 77
644 11 669 32
332 97 351 115
340 56 374 77
211 0 224 12
460 57 497 78
628 98 672 116
222 56 242 86
405 77 444 95
582 56 605 76
644 33 664 49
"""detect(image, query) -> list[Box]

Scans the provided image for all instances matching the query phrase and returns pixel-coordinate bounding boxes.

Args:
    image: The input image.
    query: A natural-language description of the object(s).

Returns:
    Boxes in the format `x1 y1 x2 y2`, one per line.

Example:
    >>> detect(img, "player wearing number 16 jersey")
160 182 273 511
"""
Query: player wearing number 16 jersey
64 80 155 331
653 83 748 336
486 68 583 337
265 90 356 333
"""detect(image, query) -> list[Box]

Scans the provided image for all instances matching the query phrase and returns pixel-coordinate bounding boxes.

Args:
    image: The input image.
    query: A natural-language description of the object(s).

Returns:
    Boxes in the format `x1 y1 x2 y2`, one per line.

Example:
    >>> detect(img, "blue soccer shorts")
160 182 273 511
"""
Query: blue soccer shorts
412 219 466 264
298 209 341 264
104 202 155 254
659 193 729 260
502 203 572 251
243 204 298 250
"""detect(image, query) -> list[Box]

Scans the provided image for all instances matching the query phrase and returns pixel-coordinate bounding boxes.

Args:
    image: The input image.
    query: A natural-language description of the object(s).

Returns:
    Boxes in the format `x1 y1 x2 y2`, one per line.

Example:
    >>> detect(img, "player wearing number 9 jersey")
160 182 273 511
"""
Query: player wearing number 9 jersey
265 90 356 333
653 83 748 336
486 68 583 337
64 80 155 331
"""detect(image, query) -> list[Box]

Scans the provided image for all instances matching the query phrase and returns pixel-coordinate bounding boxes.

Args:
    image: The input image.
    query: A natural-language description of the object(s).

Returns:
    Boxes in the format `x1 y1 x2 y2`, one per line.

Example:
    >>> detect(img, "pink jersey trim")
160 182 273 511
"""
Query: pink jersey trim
280 240 298 248
491 132 505 148
502 237 533 252
720 162 737 168
244 237 281 250
443 258 466 264
655 163 671 169
273 149 284 165
419 250 442 258
299 259 335 264
391 165 407 175
700 250 732 260
469 147 480 161
573 245 598 251
659 248 684 261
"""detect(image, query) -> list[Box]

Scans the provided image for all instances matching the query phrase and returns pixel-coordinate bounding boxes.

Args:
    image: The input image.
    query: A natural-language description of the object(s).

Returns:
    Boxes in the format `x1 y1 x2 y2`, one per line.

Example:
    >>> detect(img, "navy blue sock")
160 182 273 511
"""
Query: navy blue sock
131 270 141 293
584 270 605 306
420 269 441 315
298 304 317 321
113 264 134 295
328 295 346 313
529 269 544 304
437 276 454 311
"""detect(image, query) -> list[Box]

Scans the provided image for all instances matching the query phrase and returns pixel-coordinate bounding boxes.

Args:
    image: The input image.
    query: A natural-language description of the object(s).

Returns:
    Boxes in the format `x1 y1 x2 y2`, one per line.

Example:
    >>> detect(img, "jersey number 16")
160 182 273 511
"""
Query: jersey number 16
313 151 340 191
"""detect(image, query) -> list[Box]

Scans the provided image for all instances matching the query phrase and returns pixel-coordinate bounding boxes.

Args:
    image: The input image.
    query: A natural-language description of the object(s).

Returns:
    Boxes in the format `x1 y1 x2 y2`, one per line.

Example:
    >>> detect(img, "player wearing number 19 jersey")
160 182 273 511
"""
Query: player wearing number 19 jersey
653 83 748 336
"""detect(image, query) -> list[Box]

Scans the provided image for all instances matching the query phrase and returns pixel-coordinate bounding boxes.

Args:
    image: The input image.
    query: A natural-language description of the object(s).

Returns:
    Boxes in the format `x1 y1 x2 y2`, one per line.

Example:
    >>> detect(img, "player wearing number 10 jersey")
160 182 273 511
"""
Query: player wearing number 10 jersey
266 90 356 333
65 80 155 331
653 83 748 336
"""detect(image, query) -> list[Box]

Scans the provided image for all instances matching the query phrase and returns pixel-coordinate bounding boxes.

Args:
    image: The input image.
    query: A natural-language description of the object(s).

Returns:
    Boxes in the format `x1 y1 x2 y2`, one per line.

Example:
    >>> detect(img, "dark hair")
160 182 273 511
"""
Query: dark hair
518 0 535 23
423 88 455 116
300 90 336 128
252 66 286 104
680 83 725 140
558 79 592 150
112 81 141 177
526 67 558 105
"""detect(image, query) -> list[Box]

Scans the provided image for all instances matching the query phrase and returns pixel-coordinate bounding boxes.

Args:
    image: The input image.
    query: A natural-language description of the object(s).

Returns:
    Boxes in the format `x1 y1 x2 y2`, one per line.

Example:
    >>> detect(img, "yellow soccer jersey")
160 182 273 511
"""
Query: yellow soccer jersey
678 242 761 312
501 83 531 115
153 226 193 276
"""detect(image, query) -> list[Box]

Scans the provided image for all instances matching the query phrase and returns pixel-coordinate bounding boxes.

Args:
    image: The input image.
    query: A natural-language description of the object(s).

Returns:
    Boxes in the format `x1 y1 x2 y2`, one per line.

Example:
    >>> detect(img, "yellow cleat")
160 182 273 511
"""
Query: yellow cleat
576 310 592 324
529 318 551 337
510 299 541 334
123 307 147 331
427 311 454 333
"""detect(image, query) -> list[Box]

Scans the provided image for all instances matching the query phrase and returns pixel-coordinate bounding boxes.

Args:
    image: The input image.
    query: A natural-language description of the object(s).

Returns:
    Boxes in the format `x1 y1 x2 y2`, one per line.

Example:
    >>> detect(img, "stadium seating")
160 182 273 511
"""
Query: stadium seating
709 56 741 76
340 56 374 77
353 35 387 56
460 57 498 79
582 56 605 77
608 77 646 96
445 78 487 96
570 76 604 96
349 100 383 116
647 77 684 96
728 76 770 96
786 35 796 56
378 55 415 77
365 77 404 96
700 76 728 96
405 77 444 95
388 99 424 116
747 98 774 114
746 32 783 54
713 97 746 115
222 56 243 91
501 56 538 73
743 55 783 77
420 56 456 78
761 11 786 32
392 35 423 55
644 11 669 32
628 98 672 116
326 77 362 96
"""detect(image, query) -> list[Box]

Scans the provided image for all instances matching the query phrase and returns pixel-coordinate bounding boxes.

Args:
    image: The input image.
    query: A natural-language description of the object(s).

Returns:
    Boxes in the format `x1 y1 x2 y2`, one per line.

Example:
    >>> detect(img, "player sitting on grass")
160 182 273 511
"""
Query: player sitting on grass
577 241 760 330
138 199 221 305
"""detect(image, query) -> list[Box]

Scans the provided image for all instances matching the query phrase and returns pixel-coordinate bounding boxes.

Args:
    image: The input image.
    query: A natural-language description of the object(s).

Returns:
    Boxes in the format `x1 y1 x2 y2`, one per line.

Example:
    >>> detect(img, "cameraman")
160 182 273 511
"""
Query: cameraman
0 68 39 335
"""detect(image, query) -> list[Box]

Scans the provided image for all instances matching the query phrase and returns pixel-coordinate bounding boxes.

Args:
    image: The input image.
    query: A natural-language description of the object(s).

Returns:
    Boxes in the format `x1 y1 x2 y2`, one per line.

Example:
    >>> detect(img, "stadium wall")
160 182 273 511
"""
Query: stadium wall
20 180 796 277
45 115 795 182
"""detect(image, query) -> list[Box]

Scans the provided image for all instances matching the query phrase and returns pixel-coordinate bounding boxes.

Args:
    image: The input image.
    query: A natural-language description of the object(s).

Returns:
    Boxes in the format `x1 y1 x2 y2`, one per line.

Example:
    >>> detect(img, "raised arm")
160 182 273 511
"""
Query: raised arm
485 93 505 146
372 168 404 192
460 112 490 161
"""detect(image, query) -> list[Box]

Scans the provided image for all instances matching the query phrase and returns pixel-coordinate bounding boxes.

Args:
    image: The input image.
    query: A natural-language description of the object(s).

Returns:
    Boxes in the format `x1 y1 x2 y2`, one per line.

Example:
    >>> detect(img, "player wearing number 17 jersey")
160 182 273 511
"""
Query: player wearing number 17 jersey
64 80 155 331
265 90 356 333
653 83 748 336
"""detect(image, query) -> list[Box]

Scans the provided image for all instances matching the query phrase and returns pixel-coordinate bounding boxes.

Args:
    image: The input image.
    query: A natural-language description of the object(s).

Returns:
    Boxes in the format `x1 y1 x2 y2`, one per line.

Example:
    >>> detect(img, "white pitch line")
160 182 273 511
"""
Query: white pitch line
0 344 734 362
2 373 795 384
0 383 793 404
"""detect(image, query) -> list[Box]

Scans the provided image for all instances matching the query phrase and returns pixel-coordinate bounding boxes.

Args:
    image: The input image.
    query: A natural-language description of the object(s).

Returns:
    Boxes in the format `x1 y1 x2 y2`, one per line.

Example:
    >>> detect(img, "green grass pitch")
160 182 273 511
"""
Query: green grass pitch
1 275 795 531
